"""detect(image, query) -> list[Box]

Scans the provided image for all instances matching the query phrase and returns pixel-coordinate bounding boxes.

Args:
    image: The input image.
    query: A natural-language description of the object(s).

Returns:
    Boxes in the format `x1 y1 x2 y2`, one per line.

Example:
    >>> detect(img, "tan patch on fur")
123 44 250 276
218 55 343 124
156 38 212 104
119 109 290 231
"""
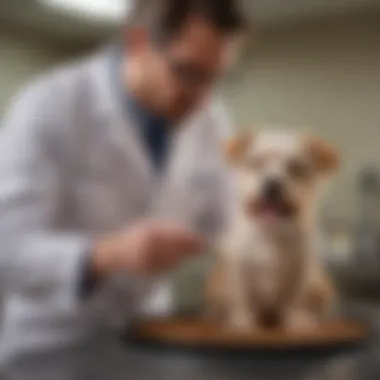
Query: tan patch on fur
224 132 253 163
306 135 340 175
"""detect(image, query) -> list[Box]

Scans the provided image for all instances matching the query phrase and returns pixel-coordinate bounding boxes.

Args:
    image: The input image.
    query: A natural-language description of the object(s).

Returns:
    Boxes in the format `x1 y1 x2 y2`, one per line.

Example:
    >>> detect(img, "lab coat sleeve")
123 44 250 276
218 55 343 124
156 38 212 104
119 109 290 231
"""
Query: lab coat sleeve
0 82 92 308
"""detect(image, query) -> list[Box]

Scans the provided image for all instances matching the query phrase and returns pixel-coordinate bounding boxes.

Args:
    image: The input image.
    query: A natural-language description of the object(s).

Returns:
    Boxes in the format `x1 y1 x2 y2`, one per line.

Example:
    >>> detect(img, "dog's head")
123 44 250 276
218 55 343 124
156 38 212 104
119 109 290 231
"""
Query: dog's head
225 130 339 228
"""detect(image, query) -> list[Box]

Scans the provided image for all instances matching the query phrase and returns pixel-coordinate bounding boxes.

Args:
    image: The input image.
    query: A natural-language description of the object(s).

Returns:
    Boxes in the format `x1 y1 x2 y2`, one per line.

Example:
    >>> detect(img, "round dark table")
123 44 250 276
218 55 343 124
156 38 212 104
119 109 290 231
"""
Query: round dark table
121 319 379 380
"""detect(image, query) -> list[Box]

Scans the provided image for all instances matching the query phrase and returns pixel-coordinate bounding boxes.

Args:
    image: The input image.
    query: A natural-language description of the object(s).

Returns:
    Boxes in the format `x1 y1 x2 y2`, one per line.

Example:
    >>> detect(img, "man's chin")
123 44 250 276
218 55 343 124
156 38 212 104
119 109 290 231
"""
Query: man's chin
169 103 198 122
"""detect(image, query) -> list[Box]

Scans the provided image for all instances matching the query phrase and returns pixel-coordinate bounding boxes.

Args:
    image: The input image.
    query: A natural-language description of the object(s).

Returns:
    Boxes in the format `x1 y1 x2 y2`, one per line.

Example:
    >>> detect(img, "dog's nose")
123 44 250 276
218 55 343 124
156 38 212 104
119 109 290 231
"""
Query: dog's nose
263 178 283 200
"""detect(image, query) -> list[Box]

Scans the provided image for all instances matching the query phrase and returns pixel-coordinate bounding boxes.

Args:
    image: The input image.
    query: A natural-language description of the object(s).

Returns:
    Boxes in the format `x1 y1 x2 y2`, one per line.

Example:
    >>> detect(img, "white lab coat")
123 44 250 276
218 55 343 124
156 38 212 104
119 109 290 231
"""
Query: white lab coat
0 48 234 379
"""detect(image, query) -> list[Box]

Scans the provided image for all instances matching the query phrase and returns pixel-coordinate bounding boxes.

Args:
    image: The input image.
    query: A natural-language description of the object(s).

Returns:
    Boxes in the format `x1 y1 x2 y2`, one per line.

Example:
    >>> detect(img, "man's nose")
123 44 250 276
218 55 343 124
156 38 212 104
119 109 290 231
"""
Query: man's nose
263 178 284 200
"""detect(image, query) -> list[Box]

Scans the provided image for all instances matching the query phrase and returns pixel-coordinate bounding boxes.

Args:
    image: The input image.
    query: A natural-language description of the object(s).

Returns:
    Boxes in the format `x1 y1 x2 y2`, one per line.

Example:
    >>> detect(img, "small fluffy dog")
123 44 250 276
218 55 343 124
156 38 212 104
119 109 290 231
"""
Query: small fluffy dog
205 130 339 331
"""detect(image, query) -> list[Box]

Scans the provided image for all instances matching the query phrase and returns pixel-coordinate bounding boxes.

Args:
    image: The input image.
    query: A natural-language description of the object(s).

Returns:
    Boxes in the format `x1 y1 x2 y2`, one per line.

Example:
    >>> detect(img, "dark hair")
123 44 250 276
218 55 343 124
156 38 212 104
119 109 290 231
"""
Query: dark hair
128 0 248 43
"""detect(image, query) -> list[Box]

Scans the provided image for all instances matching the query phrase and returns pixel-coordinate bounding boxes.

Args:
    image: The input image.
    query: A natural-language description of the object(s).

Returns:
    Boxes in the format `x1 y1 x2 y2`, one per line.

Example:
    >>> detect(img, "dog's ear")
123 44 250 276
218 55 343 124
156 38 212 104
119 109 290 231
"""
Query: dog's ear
223 133 252 164
306 135 340 175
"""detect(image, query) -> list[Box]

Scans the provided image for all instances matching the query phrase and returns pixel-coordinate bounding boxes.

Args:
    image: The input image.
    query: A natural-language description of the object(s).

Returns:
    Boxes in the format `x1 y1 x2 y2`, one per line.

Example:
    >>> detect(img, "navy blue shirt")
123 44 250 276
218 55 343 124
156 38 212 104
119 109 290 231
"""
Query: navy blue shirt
124 93 171 172
112 48 171 171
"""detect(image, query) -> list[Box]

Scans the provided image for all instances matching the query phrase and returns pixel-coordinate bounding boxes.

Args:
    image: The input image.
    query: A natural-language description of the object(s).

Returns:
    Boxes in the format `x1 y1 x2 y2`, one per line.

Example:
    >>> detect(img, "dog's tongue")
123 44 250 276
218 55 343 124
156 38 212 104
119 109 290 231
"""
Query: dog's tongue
260 204 282 221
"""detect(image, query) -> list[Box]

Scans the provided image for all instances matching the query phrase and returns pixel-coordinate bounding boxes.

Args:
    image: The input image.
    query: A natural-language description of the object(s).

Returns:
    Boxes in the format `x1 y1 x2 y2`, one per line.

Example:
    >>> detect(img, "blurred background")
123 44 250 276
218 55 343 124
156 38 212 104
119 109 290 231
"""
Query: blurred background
1 0 380 320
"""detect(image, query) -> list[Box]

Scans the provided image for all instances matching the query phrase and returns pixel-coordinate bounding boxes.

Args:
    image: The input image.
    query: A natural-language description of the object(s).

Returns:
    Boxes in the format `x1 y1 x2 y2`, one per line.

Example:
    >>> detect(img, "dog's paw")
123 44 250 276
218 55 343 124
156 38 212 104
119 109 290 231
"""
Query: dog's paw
307 277 336 313
285 310 319 333
226 311 256 333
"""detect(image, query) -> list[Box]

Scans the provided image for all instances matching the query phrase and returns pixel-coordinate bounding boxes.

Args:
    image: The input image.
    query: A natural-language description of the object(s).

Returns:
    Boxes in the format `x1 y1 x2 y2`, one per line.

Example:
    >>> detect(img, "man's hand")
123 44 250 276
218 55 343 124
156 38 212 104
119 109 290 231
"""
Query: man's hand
92 221 204 279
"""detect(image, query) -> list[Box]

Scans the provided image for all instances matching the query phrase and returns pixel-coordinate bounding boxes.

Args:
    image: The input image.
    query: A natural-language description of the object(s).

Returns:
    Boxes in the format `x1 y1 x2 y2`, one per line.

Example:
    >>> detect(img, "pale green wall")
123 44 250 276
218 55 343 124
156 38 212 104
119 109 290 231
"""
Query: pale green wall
0 29 77 116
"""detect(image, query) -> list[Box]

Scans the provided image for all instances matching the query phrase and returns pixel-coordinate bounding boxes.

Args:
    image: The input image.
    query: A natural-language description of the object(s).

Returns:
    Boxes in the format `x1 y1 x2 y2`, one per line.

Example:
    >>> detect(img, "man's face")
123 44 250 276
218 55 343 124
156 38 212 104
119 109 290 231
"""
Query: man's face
129 16 242 121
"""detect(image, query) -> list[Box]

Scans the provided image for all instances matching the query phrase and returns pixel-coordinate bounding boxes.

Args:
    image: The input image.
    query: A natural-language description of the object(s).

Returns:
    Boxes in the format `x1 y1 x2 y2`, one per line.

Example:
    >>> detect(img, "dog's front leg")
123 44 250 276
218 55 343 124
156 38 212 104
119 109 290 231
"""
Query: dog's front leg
285 263 332 332
303 272 336 318
225 259 256 332
284 308 319 332
284 288 319 332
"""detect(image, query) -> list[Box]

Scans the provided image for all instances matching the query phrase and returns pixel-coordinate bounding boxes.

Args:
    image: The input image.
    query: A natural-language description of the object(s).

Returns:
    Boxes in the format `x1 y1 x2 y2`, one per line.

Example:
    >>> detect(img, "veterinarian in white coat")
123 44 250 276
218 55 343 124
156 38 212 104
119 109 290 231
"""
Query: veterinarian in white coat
0 0 247 379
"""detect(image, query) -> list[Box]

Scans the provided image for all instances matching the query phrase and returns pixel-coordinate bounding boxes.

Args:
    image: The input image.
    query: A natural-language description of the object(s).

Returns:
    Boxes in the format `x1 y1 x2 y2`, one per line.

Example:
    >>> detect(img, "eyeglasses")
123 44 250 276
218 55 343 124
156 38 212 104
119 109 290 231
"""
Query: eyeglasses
166 57 221 91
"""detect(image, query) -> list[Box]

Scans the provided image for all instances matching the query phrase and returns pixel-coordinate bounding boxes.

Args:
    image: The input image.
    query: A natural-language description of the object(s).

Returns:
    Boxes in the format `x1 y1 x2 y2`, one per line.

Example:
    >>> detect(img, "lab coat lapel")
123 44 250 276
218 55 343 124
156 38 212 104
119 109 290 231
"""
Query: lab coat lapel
89 49 204 223
90 49 154 187
152 112 201 222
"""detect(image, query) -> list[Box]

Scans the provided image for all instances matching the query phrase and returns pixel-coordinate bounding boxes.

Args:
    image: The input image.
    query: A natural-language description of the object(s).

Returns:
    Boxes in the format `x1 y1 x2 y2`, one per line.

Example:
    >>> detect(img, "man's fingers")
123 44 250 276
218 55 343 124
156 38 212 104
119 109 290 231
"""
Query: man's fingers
140 222 206 275
155 223 205 254
179 233 204 254
165 225 204 253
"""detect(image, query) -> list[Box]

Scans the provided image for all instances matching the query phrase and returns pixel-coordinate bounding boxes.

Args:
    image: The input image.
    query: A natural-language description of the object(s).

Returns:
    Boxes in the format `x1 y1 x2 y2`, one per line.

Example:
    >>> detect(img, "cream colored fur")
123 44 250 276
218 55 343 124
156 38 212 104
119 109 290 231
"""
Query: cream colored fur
205 130 338 332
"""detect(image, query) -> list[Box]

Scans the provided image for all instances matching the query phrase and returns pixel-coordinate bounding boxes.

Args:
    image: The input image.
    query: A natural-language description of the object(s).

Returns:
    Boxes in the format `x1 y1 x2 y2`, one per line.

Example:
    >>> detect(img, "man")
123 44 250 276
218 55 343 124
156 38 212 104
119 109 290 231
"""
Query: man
0 0 247 378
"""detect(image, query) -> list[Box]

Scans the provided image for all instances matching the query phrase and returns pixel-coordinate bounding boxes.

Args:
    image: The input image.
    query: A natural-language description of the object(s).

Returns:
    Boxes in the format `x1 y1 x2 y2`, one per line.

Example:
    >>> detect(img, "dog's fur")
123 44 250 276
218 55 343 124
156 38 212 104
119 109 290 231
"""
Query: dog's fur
205 130 339 331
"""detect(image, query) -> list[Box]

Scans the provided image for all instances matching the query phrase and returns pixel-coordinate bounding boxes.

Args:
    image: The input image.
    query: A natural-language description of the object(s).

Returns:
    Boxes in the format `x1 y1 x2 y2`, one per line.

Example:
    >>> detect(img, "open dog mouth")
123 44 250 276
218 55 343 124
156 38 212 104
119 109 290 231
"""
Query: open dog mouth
247 198 297 222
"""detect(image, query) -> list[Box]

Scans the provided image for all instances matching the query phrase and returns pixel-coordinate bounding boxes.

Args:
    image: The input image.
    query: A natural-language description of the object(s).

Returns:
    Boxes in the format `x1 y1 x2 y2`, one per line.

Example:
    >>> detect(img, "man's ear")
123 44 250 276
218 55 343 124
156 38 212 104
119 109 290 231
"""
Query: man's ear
306 135 340 175
223 132 253 164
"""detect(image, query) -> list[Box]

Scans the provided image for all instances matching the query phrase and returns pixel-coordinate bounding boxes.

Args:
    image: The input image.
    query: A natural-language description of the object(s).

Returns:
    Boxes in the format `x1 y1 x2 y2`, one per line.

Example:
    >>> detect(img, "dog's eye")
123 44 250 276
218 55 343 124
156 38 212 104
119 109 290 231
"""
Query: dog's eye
287 160 310 179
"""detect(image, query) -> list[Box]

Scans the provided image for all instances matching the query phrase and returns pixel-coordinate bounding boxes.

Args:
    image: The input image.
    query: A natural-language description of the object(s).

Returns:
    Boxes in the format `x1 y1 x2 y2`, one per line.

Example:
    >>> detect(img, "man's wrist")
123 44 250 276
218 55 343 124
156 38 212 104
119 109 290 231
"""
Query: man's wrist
79 248 99 298
78 239 115 298
91 237 120 279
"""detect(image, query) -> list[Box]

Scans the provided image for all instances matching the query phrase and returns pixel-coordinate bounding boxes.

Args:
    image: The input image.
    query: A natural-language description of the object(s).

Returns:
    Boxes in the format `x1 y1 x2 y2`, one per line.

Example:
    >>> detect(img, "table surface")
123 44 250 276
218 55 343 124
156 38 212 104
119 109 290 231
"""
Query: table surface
130 319 369 348
121 340 379 380
121 317 380 380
